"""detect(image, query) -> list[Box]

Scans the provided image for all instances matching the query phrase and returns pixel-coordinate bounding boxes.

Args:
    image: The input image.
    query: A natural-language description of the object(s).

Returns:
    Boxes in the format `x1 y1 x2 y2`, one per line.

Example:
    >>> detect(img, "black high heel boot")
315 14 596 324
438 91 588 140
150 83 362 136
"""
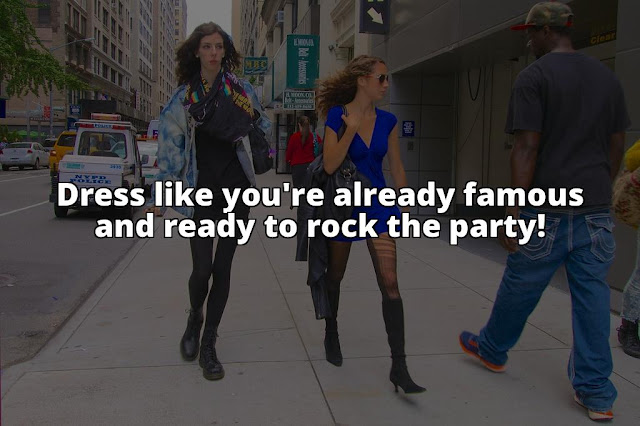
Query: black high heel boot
382 298 426 394
199 328 225 380
180 308 203 361
324 288 343 366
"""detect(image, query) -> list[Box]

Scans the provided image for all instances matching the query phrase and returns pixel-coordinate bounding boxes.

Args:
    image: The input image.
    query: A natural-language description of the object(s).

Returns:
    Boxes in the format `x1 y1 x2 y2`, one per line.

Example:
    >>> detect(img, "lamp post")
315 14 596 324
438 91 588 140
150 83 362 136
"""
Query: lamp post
48 37 94 137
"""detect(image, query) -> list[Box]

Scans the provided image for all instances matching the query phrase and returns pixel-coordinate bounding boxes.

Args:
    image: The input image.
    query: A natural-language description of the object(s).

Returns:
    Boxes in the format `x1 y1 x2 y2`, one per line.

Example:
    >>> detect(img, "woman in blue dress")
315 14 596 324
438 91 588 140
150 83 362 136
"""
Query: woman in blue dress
316 55 425 394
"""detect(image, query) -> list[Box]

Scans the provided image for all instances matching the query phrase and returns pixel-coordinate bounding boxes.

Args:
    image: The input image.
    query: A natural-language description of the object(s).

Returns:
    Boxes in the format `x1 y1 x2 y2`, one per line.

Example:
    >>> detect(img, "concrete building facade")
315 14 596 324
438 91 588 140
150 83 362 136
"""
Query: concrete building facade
244 0 638 302
130 0 155 121
152 0 177 116
366 0 637 298
174 0 188 47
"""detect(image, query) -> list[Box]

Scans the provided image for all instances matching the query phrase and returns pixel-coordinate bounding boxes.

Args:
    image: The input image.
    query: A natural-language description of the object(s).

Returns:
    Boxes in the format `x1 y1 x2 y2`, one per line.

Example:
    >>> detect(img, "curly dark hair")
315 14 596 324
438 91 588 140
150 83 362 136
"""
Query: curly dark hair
175 22 242 85
315 55 385 118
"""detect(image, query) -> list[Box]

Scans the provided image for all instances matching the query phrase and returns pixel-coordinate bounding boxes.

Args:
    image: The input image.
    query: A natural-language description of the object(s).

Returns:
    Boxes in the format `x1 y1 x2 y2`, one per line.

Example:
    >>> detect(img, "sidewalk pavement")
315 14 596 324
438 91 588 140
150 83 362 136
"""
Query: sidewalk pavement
2 170 640 425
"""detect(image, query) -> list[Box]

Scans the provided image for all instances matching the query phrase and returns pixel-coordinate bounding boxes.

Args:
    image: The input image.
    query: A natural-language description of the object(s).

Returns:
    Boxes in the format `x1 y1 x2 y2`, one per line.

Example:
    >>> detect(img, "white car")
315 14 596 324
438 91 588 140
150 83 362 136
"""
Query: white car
1 142 50 170
137 141 159 194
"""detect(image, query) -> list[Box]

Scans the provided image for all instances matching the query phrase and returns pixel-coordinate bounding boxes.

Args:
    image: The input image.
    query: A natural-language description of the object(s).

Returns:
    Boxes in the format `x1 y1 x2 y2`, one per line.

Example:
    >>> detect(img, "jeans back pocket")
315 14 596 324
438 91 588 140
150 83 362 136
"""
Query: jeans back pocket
518 210 562 261
585 213 616 263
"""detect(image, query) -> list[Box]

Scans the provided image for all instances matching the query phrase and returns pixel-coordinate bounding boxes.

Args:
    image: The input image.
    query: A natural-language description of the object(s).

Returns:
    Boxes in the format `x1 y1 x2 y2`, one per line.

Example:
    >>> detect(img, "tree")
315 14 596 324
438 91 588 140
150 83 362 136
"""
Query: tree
0 0 90 98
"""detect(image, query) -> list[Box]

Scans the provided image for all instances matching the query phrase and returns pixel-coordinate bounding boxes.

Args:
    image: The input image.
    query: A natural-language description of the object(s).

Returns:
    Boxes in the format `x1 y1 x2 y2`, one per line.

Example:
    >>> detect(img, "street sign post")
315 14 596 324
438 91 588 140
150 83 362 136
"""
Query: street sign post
360 0 390 34
283 90 315 110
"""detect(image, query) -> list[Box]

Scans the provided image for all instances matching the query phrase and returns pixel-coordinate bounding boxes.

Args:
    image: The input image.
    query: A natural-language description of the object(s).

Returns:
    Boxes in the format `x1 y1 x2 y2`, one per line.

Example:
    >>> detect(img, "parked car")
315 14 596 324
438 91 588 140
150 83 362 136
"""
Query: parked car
1 142 50 170
48 131 77 172
137 140 159 194
42 137 57 153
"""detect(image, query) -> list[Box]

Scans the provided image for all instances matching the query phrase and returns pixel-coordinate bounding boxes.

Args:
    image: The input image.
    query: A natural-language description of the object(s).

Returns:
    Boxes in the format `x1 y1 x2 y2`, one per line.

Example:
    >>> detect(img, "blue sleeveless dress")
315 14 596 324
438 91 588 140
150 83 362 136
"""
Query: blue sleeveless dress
325 105 401 242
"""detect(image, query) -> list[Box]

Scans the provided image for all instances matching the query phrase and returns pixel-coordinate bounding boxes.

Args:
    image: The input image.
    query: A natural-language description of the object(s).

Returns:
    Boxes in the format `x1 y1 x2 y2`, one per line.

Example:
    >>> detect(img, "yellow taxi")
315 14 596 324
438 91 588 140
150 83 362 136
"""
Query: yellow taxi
48 130 77 172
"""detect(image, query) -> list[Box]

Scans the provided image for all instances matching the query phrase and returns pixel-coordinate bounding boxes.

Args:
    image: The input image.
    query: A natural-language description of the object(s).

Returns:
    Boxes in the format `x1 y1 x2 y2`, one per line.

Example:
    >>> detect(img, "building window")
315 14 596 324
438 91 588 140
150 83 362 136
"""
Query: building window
111 17 116 34
103 9 108 26
292 0 298 32
73 9 80 31
102 36 108 53
81 17 87 37
38 0 51 26
118 50 122 64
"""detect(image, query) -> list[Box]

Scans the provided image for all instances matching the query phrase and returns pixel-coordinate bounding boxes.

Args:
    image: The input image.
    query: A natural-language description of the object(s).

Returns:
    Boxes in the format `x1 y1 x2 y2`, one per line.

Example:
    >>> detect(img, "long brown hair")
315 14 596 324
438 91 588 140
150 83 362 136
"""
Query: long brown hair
175 22 242 85
315 55 385 118
297 115 310 143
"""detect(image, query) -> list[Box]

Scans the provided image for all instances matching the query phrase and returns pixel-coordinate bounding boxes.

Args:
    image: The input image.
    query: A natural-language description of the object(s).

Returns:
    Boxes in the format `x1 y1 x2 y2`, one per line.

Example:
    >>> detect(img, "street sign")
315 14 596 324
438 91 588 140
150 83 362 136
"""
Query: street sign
360 0 390 34
402 121 415 137
283 90 315 110
286 35 320 89
244 57 269 75
70 104 81 115
43 106 51 119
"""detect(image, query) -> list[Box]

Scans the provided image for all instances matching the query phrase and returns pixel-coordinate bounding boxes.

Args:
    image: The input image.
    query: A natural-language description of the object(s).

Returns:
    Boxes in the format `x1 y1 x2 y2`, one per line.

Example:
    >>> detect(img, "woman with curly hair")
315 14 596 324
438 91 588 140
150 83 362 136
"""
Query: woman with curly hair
315 55 425 394
145 22 271 381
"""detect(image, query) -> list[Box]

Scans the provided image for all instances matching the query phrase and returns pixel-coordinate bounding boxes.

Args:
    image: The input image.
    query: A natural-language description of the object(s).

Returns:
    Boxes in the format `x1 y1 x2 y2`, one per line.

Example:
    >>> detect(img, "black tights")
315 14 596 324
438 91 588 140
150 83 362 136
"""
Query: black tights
325 233 400 330
188 235 239 333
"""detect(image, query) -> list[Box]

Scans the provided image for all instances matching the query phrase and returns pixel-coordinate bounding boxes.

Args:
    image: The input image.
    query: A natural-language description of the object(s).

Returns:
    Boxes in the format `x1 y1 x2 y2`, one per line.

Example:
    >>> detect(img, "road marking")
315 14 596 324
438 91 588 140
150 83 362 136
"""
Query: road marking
0 201 49 218
0 174 50 184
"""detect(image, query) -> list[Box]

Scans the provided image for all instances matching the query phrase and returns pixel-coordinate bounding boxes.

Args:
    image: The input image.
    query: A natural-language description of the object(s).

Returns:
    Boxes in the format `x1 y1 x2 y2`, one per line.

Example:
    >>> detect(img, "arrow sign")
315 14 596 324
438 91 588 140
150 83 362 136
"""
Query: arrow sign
367 8 383 24
360 0 390 34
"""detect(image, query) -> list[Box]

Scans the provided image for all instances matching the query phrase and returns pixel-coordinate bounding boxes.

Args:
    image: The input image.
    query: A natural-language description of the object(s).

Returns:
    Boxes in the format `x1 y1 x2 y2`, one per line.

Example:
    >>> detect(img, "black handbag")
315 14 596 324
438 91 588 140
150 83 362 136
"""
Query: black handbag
305 105 370 320
247 115 273 175
311 105 370 222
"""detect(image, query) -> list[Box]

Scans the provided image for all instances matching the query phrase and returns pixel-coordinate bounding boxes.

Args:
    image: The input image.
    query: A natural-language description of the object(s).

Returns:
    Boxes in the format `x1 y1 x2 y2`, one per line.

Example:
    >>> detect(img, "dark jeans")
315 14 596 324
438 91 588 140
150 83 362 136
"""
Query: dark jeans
478 208 617 411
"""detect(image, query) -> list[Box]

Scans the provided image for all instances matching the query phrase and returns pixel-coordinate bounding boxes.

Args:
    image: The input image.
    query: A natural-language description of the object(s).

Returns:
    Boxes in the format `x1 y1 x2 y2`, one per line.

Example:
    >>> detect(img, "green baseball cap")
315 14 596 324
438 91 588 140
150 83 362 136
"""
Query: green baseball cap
511 1 574 31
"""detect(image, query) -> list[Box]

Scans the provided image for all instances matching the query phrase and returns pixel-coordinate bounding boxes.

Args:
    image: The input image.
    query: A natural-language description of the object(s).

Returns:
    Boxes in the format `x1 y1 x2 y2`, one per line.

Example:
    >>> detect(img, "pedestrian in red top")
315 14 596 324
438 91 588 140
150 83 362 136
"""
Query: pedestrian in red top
286 115 322 188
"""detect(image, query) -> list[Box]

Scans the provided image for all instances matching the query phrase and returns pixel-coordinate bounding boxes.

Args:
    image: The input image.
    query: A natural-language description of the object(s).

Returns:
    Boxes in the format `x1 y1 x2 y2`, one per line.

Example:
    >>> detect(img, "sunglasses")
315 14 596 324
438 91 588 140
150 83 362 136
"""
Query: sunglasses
367 74 389 84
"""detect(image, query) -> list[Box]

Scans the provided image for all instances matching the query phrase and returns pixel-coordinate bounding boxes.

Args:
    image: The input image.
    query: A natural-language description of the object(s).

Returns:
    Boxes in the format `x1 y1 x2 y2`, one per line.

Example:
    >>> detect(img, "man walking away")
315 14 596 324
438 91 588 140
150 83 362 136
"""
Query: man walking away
458 2 629 421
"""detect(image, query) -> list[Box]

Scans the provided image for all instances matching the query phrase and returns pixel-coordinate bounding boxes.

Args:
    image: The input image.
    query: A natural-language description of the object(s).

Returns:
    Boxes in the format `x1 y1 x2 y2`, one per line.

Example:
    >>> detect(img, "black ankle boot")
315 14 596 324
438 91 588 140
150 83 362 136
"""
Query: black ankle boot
382 298 426 394
617 319 640 359
199 329 225 380
180 308 203 361
324 289 343 366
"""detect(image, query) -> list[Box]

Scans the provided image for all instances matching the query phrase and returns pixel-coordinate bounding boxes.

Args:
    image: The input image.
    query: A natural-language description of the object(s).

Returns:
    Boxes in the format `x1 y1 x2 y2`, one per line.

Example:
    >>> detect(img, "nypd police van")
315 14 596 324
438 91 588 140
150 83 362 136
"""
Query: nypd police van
50 113 143 218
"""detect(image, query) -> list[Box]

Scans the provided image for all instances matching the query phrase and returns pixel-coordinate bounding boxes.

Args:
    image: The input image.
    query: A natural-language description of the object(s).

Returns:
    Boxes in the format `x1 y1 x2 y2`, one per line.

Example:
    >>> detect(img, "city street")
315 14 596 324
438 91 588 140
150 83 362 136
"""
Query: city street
0 168 141 368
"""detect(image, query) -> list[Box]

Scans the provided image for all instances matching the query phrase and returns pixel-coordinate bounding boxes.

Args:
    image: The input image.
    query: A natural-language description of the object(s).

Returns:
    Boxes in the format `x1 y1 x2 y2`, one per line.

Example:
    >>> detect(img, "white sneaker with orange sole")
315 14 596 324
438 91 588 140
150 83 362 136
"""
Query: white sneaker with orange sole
574 394 614 422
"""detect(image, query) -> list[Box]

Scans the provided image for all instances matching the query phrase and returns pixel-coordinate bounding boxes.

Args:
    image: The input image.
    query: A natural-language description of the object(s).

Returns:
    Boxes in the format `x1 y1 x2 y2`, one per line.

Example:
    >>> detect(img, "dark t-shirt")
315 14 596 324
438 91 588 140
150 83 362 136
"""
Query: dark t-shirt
505 52 630 208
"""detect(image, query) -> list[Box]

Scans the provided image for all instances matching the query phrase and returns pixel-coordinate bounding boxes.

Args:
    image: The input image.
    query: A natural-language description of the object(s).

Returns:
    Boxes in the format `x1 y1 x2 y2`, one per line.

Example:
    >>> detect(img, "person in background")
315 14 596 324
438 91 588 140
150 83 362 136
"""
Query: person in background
458 2 629 421
617 139 640 359
286 115 321 189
